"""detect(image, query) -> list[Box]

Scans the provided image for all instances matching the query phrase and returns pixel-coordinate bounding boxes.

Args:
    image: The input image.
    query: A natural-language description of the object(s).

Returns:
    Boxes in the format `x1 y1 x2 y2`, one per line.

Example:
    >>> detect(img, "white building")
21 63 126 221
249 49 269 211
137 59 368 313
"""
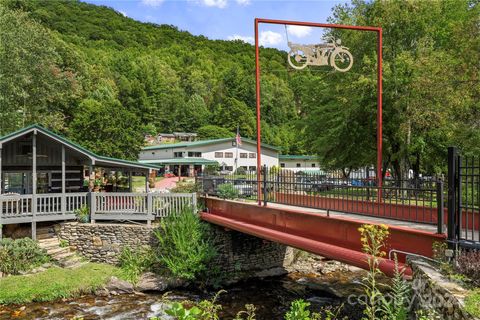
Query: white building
138 137 279 176
279 155 321 172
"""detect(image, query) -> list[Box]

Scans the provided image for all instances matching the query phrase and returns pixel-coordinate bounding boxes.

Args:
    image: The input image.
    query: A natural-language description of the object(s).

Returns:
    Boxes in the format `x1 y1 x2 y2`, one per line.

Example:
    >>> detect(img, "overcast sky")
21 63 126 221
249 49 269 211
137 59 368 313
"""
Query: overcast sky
83 0 349 50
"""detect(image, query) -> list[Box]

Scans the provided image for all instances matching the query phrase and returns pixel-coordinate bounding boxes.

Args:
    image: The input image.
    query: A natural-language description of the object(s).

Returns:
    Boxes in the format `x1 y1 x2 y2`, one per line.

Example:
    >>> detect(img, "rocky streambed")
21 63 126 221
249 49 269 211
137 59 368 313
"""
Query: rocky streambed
0 255 374 320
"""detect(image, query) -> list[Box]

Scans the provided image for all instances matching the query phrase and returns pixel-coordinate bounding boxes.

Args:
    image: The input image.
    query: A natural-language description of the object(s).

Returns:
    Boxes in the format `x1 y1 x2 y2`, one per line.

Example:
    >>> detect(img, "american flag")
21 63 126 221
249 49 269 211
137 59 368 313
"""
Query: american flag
236 127 242 146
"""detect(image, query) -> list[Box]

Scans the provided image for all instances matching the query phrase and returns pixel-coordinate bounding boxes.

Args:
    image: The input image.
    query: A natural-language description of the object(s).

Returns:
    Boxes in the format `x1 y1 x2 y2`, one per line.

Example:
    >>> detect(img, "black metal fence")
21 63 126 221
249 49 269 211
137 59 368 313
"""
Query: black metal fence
197 166 445 231
448 147 480 249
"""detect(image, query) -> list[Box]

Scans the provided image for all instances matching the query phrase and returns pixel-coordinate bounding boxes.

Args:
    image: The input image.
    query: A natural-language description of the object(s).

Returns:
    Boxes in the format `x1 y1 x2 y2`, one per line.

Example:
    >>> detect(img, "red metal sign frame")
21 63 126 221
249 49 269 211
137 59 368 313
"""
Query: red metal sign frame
254 18 383 205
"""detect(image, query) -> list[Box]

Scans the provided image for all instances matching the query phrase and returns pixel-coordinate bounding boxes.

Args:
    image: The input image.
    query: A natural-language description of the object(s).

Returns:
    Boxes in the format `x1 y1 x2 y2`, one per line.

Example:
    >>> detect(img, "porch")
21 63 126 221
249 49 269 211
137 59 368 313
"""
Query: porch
0 125 184 239
0 191 197 226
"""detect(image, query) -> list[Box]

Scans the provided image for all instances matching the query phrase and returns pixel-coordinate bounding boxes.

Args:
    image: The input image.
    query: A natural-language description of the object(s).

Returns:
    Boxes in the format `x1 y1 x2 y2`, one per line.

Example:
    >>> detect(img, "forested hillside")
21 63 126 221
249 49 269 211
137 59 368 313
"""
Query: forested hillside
1 0 306 160
0 0 478 178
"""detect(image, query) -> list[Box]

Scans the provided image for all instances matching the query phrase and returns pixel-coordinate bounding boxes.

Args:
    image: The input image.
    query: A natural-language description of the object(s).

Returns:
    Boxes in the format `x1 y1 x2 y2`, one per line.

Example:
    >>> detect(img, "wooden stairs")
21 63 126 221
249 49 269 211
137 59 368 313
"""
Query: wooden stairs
37 226 84 268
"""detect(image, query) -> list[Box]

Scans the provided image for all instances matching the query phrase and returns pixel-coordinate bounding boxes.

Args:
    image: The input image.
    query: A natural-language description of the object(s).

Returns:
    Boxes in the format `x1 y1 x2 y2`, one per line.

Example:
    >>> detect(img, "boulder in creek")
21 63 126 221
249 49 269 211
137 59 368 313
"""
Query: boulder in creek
104 276 135 294
135 272 187 292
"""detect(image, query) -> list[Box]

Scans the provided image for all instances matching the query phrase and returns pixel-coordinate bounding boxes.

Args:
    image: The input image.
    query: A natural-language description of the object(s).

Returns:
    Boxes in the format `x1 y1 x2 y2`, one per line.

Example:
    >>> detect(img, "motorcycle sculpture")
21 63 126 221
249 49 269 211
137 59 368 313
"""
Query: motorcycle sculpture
287 37 353 72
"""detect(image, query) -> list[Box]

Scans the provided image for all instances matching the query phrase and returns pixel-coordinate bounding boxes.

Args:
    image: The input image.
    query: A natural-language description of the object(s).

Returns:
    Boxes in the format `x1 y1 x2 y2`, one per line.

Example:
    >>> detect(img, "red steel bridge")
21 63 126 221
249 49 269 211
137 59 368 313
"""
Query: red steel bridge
199 148 479 277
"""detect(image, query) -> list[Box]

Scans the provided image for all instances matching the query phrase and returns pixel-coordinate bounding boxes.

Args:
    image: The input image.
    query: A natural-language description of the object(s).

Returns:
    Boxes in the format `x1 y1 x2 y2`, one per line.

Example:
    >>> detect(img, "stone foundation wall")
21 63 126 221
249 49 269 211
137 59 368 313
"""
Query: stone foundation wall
56 222 154 264
56 222 293 280
409 258 478 320
209 225 294 280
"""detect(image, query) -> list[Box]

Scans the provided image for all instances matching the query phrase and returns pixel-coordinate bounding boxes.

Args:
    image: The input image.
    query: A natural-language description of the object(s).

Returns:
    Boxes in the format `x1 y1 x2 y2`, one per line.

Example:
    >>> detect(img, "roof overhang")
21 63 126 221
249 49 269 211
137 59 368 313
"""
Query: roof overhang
139 158 218 166
0 124 159 171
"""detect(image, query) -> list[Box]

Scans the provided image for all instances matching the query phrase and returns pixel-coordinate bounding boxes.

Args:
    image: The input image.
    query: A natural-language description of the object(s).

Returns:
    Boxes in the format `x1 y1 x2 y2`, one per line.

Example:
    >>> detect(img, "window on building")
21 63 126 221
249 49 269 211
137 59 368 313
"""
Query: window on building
296 163 301 168
280 163 285 168
249 153 256 158
311 163 316 167
249 166 256 171
215 152 223 158
188 151 202 157
241 166 248 171
240 153 248 158
224 166 233 171
174 152 184 158
225 152 233 158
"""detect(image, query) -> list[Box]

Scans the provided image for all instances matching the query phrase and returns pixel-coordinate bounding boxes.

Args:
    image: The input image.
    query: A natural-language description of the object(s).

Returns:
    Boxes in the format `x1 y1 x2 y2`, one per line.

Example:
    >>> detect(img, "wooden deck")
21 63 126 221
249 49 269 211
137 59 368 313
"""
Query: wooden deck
0 192 197 236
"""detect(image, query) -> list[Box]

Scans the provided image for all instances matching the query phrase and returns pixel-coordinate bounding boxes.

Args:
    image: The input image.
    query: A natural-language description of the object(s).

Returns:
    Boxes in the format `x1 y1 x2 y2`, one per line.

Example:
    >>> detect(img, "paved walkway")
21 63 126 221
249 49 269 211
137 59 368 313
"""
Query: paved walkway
155 177 180 191
261 202 440 233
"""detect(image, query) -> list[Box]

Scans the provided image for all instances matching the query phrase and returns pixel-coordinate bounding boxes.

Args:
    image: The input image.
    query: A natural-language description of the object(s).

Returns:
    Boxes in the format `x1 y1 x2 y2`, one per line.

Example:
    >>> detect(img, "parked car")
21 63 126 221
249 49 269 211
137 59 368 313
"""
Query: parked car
233 179 257 197
294 177 331 192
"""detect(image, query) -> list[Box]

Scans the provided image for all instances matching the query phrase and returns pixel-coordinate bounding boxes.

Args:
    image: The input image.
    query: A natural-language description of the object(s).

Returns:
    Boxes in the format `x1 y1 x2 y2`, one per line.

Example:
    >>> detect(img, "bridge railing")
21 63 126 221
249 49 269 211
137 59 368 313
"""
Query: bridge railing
197 168 446 231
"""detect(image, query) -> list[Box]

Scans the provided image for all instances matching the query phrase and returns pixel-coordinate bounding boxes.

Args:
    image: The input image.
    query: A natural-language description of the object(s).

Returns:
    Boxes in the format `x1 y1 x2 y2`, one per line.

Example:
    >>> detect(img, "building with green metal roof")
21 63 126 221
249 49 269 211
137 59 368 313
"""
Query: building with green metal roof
278 154 321 172
0 124 158 195
139 137 280 176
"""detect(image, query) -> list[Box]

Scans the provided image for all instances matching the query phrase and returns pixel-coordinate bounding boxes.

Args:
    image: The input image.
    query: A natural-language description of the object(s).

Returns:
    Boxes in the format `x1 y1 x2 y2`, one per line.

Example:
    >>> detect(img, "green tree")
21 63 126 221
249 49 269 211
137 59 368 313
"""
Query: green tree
69 98 144 160
197 125 234 140
0 3 81 135
213 97 256 138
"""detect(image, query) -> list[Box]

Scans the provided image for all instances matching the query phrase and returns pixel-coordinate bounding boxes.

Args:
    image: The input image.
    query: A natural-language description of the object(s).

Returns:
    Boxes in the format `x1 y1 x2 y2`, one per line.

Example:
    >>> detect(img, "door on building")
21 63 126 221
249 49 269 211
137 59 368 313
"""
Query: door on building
194 165 202 176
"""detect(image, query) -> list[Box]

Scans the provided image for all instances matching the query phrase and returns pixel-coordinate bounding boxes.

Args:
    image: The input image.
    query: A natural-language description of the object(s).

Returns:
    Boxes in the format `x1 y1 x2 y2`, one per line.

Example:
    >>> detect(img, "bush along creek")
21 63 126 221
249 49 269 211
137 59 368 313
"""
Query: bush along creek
1 213 479 320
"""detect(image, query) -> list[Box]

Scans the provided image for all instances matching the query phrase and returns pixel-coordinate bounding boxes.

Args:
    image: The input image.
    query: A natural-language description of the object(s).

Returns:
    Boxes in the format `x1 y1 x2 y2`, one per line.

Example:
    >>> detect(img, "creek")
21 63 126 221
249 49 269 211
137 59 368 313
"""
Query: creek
0 270 366 320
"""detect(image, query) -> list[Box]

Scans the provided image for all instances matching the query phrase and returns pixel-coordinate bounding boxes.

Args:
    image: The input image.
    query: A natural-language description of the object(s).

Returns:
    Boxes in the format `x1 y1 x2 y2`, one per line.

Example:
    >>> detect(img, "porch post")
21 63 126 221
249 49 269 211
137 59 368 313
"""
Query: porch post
61 145 66 216
32 131 37 240
88 163 93 192
89 160 95 223
145 170 149 193
146 169 152 226
128 171 132 192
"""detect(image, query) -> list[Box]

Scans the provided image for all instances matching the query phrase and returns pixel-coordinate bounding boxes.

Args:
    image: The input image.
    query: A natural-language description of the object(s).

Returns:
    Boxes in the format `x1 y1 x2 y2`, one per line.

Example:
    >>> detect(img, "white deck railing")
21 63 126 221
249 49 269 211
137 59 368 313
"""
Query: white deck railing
92 192 197 222
0 192 196 224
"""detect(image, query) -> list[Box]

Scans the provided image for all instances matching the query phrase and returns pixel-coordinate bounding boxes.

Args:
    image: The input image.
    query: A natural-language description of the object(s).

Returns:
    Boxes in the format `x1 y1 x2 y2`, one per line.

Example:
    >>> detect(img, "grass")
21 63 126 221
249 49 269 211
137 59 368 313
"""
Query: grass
465 290 480 318
0 263 123 305
132 176 164 191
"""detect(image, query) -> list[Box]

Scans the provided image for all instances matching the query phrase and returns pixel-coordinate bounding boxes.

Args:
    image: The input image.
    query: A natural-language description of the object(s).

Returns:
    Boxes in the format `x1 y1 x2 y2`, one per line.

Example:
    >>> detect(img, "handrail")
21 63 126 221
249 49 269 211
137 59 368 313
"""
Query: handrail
1 192 197 223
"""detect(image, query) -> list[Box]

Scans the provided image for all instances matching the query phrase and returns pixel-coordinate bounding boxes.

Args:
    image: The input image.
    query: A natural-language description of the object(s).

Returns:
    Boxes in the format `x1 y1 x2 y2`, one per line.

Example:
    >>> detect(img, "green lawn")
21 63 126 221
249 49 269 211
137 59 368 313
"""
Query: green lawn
465 290 480 318
0 263 122 304
132 176 164 191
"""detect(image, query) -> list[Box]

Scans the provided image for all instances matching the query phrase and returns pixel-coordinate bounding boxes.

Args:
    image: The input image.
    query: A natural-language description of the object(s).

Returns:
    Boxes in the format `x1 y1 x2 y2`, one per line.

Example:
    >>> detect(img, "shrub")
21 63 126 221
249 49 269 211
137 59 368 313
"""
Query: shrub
118 246 154 284
171 181 199 193
284 299 312 320
456 249 480 286
204 164 220 175
234 167 246 175
74 206 89 223
217 183 238 199
0 238 50 275
153 207 216 280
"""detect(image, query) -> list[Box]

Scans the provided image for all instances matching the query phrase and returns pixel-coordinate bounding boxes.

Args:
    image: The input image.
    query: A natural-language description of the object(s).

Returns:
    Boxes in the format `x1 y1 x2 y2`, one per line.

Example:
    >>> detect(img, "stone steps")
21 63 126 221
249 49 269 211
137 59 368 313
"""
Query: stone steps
38 239 61 250
36 225 85 269
47 246 70 256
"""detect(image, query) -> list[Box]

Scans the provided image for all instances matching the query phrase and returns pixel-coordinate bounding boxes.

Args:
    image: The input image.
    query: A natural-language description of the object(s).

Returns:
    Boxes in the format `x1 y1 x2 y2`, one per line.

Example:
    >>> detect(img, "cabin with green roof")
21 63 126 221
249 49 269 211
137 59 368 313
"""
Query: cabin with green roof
0 125 195 239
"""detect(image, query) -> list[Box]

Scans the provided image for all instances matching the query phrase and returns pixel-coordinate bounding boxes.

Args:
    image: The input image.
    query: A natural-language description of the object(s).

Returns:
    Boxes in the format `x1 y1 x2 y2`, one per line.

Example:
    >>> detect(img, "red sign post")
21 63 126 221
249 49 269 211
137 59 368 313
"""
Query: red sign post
254 18 383 205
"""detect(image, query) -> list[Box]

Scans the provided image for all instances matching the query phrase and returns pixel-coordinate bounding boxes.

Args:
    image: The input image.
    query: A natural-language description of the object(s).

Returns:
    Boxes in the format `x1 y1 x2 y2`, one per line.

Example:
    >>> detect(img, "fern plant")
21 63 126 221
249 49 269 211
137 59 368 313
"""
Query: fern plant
379 253 411 320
